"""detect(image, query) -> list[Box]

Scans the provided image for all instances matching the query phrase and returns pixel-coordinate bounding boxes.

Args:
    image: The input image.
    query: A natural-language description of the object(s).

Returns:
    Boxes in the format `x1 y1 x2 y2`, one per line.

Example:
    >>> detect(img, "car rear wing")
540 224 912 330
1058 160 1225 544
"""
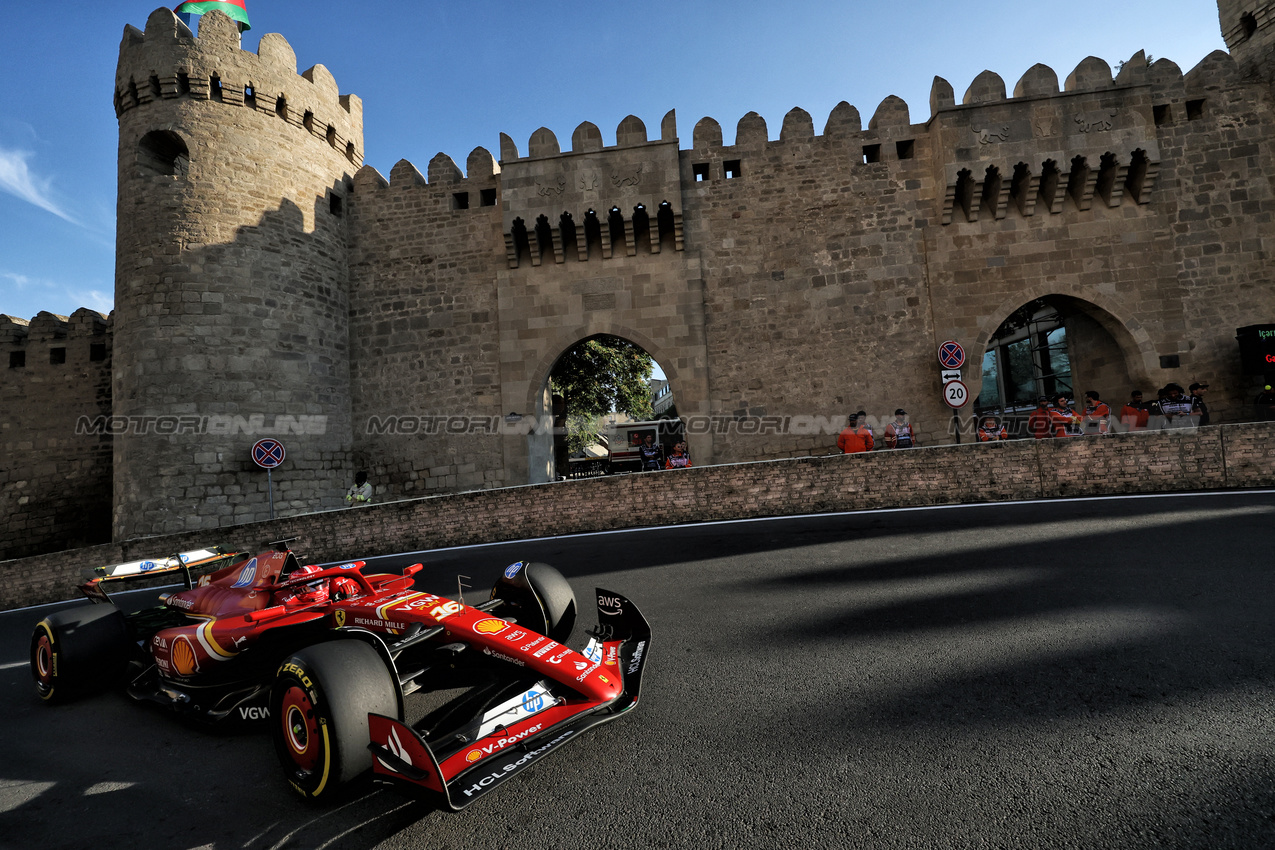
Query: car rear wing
368 587 651 809
78 548 241 604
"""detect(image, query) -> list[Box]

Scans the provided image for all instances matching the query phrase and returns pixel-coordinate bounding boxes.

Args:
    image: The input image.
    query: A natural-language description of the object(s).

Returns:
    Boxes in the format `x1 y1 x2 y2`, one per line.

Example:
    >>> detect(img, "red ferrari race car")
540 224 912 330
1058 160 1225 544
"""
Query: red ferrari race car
30 543 650 809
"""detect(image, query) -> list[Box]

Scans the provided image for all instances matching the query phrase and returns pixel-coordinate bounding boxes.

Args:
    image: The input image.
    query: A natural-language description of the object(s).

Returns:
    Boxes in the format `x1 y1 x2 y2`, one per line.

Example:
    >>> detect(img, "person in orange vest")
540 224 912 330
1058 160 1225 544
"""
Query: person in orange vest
977 414 1009 441
837 412 875 454
883 409 919 449
664 441 692 469
1047 393 1084 437
1119 390 1149 431
1082 390 1112 435
1027 396 1053 439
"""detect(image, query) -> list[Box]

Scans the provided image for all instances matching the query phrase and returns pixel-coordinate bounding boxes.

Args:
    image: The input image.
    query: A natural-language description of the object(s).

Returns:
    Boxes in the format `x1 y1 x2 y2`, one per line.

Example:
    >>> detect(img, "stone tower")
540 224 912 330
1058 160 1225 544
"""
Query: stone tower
1218 1 1275 80
112 8 362 537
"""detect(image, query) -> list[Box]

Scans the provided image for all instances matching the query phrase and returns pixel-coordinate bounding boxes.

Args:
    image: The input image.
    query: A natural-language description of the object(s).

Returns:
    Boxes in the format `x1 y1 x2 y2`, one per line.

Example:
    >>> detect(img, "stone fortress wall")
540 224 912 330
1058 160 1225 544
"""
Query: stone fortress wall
2 3 1274 560
0 311 113 560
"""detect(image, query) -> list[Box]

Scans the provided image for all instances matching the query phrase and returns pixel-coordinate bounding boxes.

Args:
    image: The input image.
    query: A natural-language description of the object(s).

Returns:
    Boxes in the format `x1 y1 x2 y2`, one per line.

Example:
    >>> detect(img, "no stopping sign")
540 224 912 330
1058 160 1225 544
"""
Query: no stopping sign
252 439 286 469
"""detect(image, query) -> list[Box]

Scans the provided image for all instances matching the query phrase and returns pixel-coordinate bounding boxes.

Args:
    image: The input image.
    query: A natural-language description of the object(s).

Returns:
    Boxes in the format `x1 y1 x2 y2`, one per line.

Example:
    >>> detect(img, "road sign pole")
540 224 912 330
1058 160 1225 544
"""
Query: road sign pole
251 438 285 519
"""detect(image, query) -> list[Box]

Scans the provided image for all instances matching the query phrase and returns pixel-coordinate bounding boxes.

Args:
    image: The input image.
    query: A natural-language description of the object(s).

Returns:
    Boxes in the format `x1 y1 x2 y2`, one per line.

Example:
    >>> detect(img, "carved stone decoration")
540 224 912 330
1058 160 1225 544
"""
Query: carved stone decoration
1073 109 1119 133
535 177 566 197
975 126 1011 145
1031 106 1059 138
611 164 643 189
941 181 958 226
503 231 519 269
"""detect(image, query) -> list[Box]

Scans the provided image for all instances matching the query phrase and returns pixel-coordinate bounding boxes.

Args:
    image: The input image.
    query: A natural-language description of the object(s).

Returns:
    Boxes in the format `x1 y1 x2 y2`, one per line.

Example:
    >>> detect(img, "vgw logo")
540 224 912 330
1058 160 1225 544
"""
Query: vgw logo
239 706 270 720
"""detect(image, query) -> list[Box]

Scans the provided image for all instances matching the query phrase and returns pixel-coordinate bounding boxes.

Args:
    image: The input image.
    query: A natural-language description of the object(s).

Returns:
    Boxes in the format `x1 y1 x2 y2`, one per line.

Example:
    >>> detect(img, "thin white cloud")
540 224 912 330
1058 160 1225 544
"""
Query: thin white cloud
0 271 113 318
1 271 47 291
0 147 78 225
68 288 114 314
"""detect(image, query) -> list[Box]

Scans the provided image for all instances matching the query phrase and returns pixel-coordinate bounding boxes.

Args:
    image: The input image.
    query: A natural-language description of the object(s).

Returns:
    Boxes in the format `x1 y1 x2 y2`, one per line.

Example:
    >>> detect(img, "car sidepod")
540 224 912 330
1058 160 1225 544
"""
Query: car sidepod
368 587 651 809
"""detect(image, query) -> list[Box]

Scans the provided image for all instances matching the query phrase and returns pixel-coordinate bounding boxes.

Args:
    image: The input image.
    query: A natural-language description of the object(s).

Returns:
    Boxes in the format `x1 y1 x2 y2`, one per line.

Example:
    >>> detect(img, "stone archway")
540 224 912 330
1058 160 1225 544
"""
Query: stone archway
974 286 1157 385
523 325 684 483
971 294 1147 415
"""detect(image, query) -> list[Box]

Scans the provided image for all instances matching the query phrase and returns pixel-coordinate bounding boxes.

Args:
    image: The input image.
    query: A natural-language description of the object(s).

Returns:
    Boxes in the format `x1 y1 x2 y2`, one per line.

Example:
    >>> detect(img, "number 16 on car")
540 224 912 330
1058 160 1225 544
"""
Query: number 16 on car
943 379 969 409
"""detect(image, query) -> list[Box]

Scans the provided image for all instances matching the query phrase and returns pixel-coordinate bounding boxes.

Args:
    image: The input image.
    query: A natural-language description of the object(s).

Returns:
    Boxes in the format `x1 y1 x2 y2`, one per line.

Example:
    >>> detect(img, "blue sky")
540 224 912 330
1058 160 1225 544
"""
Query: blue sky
0 1 1227 321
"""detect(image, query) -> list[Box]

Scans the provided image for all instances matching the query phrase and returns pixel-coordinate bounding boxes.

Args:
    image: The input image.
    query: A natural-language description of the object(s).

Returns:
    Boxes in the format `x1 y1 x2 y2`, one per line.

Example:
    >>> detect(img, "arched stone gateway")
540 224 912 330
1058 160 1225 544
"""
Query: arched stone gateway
531 333 681 481
972 295 1147 416
523 327 707 484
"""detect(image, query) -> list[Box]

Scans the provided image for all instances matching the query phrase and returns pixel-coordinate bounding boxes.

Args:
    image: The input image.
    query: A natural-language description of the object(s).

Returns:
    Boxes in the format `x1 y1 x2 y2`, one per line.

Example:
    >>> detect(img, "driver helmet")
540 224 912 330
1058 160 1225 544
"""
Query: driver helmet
283 564 328 604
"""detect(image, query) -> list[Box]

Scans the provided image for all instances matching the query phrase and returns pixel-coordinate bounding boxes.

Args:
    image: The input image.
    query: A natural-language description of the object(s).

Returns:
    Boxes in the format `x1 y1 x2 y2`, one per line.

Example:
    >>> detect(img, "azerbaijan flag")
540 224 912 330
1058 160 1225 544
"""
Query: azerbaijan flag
174 1 251 32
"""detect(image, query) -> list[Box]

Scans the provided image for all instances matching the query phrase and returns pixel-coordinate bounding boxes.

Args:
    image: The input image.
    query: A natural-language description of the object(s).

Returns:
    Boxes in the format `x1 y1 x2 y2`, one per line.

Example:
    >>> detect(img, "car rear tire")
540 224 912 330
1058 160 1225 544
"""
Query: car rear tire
271 640 397 801
31 604 129 704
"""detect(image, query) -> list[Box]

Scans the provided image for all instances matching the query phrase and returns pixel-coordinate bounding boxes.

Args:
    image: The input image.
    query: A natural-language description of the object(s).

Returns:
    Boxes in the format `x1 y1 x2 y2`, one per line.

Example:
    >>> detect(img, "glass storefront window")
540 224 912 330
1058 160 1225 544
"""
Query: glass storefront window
976 349 999 408
976 299 1073 413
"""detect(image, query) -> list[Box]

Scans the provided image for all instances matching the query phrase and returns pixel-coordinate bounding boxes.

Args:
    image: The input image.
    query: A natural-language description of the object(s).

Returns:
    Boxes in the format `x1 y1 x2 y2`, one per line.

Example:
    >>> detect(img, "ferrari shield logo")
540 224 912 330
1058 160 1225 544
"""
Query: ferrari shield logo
334 609 346 628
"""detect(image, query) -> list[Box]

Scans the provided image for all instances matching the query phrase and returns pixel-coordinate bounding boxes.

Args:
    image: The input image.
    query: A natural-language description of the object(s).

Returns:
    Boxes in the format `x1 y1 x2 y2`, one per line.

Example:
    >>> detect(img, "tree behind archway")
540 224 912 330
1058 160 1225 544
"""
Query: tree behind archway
550 336 655 453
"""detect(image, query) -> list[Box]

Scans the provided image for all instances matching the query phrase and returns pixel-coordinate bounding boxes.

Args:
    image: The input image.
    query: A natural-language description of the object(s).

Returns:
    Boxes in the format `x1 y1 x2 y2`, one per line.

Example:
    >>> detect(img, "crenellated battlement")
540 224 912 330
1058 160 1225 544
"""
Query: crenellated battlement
0 310 110 373
334 44 1244 276
929 49 1238 225
114 8 363 167
0 310 110 345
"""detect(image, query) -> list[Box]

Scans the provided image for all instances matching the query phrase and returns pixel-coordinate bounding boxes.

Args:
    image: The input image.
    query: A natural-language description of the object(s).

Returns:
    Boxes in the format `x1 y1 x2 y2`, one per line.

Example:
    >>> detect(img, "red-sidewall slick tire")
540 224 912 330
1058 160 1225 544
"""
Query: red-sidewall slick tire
30 604 129 704
270 640 397 801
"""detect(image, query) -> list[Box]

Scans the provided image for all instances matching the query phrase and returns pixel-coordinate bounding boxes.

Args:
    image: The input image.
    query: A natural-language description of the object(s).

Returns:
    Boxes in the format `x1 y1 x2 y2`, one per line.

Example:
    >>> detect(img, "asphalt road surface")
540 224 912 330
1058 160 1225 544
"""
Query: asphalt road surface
2 492 1273 849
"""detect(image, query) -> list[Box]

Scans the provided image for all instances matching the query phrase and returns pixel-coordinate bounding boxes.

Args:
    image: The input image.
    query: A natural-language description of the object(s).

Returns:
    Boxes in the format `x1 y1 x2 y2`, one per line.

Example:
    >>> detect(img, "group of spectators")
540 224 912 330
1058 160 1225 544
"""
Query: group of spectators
839 382 1214 453
1004 382 1209 440
638 434 692 470
838 409 920 454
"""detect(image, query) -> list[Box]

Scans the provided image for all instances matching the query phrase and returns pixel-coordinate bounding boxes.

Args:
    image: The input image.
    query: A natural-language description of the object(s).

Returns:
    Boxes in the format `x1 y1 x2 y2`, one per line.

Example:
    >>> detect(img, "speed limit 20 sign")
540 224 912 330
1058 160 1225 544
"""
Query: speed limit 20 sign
943 379 969 409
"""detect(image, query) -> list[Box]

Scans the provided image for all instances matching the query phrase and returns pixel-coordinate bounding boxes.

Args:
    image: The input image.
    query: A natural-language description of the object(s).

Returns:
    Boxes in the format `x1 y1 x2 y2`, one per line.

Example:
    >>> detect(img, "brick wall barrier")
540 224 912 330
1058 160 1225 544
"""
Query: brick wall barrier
3 422 1272 611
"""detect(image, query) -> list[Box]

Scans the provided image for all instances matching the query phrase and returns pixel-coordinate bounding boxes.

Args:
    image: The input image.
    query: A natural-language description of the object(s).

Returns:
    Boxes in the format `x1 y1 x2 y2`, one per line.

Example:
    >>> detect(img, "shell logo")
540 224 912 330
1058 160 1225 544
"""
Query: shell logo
172 636 199 676
465 749 483 763
472 618 508 635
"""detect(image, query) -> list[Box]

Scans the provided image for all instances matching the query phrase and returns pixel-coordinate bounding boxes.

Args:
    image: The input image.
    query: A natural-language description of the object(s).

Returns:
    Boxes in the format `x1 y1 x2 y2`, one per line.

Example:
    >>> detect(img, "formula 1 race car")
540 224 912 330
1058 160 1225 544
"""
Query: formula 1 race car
30 543 650 809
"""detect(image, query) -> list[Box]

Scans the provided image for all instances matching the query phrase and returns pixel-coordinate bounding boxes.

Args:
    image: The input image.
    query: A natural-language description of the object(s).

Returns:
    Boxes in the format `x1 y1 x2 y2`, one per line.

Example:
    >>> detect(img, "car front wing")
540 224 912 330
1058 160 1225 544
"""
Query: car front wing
367 587 650 810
